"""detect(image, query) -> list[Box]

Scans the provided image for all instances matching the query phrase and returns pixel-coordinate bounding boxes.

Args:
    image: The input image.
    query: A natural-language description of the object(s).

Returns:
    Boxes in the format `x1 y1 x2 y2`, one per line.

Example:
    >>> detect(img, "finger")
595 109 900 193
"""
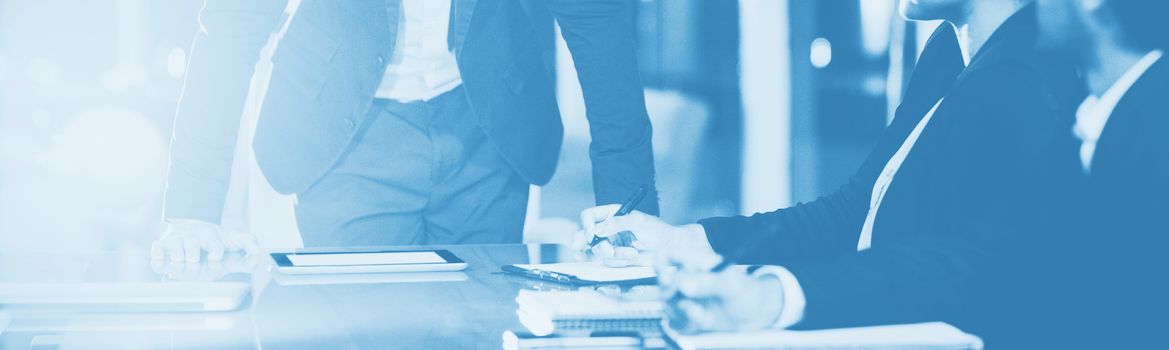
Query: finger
202 231 225 262
224 233 259 256
224 255 250 273
201 260 227 282
165 260 187 280
603 257 634 268
222 231 243 251
572 250 591 262
592 215 642 238
241 252 260 270
182 236 202 263
571 229 592 251
613 246 639 260
657 246 690 271
656 262 680 288
629 250 656 267
715 272 758 300
632 239 651 251
150 258 166 275
581 205 622 232
655 245 677 272
150 238 166 261
177 262 202 281
593 240 616 259
676 272 725 298
677 299 720 333
602 246 639 266
239 235 260 256
695 300 737 333
165 236 186 262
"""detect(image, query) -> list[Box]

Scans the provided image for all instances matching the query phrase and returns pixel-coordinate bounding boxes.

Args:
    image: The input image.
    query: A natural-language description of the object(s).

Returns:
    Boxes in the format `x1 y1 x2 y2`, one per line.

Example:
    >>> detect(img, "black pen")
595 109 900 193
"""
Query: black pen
587 186 648 249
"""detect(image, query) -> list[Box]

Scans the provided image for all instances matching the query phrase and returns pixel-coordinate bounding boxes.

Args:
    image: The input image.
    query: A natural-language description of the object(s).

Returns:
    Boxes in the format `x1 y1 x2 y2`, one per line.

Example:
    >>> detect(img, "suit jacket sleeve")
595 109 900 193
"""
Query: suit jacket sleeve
546 0 659 215
695 24 966 267
163 0 287 224
696 108 921 264
785 63 1063 329
699 175 872 265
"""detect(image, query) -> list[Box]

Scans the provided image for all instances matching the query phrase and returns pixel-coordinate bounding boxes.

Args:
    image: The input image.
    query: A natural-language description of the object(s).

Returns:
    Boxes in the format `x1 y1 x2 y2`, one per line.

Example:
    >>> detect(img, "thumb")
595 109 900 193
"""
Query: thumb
571 229 593 251
593 215 642 239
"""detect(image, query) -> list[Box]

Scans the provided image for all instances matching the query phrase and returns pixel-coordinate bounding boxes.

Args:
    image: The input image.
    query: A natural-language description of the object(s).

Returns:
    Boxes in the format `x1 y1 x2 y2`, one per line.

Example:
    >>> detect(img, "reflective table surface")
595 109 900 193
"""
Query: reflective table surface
0 244 631 349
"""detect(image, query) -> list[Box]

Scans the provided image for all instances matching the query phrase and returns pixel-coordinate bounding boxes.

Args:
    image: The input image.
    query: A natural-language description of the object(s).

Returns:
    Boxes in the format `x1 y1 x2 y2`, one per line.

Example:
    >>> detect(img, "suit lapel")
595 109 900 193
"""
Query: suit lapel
448 0 478 53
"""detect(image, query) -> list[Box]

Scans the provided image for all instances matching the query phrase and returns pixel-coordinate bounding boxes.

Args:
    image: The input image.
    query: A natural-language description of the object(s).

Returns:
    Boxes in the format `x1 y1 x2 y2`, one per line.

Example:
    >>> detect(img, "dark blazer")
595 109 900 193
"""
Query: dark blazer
1060 59 1169 348
995 59 1169 349
697 6 1081 330
163 0 659 224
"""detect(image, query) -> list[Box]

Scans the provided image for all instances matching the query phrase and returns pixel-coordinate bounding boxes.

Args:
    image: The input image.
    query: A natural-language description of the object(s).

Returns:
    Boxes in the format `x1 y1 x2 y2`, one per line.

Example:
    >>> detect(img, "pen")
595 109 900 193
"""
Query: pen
587 186 648 249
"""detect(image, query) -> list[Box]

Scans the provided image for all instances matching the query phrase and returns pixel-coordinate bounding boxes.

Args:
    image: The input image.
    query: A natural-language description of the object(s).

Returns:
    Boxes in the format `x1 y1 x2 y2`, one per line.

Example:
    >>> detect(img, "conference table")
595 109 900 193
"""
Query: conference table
0 244 658 349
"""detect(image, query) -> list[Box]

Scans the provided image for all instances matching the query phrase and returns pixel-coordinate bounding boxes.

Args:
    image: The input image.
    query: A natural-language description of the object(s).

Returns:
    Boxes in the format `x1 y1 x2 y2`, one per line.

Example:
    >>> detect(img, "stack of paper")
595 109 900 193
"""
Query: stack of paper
664 322 983 350
515 289 663 335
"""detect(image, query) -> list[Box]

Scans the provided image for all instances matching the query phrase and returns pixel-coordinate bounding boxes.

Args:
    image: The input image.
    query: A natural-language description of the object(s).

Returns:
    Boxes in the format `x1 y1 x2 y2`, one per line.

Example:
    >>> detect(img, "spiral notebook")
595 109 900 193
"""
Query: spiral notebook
515 289 663 334
503 262 657 286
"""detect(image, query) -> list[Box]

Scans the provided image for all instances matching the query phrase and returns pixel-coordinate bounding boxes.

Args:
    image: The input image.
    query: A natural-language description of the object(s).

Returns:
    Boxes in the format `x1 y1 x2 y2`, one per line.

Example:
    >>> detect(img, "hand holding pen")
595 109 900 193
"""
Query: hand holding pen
574 187 659 266
587 186 647 250
574 186 713 266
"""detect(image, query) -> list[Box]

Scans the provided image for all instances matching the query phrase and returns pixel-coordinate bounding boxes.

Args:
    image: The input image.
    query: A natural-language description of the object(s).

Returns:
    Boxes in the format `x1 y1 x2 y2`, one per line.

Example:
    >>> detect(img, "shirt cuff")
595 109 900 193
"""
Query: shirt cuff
751 265 806 329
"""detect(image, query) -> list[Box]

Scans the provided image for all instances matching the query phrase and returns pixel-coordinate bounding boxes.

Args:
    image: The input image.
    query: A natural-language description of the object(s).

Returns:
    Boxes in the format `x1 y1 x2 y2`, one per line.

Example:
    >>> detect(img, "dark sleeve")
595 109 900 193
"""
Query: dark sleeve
697 100 931 265
787 63 1061 329
162 0 287 224
698 176 872 265
546 0 659 215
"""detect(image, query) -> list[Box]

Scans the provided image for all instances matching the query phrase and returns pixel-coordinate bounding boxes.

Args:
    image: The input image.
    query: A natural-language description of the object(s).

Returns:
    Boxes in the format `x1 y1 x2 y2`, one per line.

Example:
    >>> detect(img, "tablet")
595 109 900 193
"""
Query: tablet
272 271 469 286
270 249 467 275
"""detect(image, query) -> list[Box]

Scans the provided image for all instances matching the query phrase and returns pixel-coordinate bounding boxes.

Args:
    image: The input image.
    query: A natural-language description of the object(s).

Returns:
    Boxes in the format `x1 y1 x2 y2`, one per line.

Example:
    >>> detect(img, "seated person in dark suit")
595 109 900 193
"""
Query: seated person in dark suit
991 0 1169 347
574 0 1082 335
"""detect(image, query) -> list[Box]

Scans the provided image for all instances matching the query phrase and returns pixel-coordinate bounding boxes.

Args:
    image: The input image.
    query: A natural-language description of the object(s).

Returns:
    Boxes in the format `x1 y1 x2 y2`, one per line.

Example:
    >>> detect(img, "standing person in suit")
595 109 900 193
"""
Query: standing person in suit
575 0 1081 333
152 0 660 262
997 0 1168 347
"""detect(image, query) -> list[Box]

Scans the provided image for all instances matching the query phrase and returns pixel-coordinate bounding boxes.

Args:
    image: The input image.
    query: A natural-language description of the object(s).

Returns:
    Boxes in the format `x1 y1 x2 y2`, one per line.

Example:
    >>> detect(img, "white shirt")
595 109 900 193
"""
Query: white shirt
375 0 463 102
1074 50 1163 172
751 266 806 329
857 99 945 251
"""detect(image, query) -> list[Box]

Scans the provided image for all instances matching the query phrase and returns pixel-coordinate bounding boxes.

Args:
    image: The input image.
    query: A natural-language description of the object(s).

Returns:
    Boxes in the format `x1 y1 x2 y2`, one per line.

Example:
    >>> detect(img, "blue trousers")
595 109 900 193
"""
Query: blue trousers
294 87 528 246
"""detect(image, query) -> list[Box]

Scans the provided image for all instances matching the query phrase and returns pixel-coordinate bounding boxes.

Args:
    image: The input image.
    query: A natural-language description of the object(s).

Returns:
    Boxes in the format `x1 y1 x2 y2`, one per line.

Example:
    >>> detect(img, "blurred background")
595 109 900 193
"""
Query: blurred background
0 0 942 253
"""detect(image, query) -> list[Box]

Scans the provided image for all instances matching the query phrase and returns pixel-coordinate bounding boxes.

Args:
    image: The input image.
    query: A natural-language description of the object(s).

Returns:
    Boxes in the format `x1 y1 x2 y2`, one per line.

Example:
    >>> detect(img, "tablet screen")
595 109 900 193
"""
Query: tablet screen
286 251 447 267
